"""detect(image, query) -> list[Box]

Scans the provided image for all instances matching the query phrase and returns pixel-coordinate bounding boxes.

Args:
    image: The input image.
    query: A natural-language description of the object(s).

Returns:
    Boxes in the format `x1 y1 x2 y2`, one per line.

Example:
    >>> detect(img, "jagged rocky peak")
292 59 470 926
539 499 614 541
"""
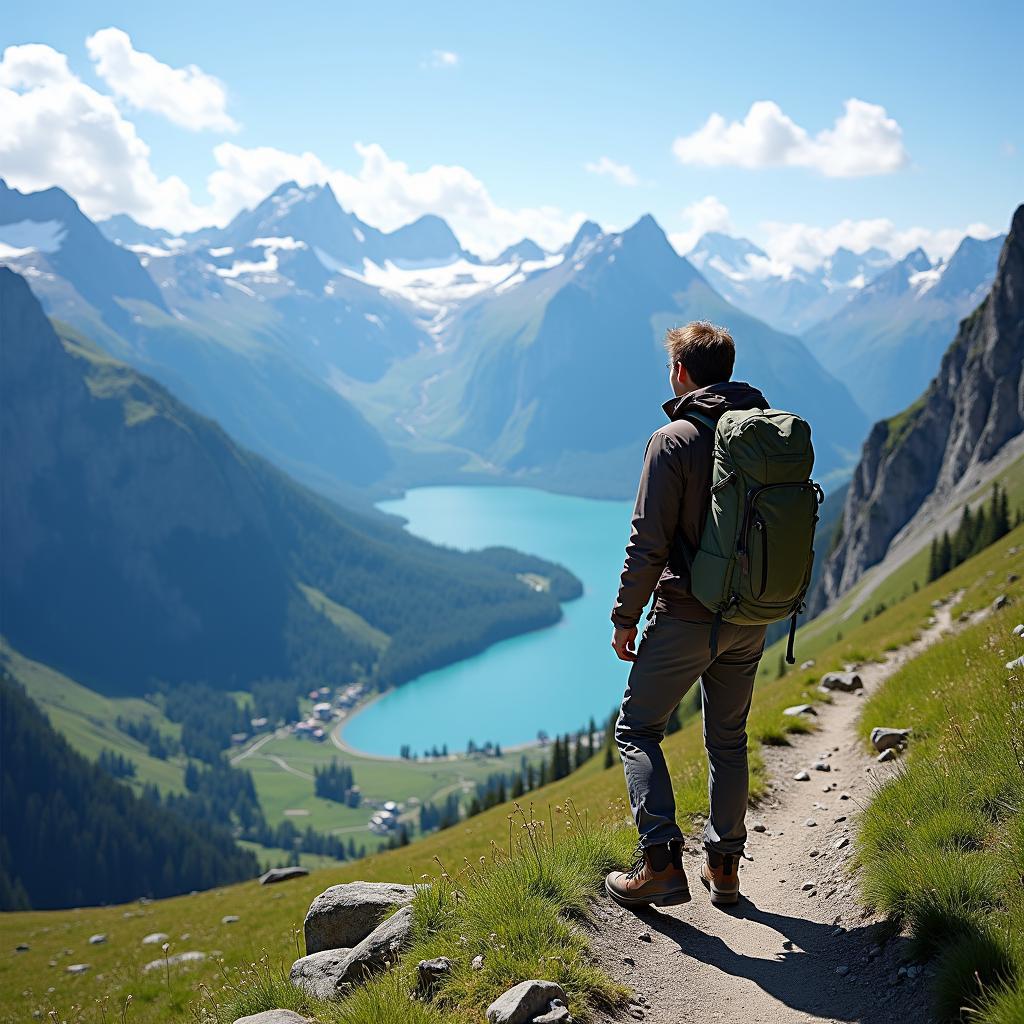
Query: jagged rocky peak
817 205 1024 606
563 220 603 257
493 238 546 264
688 231 768 269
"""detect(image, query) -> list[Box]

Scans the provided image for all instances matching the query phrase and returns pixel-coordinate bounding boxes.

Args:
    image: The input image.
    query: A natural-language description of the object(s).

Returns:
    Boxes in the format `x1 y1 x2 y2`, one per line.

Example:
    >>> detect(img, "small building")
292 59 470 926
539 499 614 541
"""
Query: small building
313 702 333 721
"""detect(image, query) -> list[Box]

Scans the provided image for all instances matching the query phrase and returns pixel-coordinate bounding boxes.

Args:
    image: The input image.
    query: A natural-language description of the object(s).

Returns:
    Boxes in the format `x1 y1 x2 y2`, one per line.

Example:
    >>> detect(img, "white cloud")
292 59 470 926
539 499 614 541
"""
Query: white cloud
423 49 459 69
672 98 908 177
584 156 638 187
759 217 1000 270
0 42 199 227
207 143 331 217
330 143 585 256
667 194 733 254
86 27 237 132
0 39 582 250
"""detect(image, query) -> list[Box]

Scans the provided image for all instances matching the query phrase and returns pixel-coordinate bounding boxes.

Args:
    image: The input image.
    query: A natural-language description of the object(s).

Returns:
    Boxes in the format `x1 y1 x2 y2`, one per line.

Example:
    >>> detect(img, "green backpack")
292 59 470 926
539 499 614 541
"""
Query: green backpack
685 407 823 664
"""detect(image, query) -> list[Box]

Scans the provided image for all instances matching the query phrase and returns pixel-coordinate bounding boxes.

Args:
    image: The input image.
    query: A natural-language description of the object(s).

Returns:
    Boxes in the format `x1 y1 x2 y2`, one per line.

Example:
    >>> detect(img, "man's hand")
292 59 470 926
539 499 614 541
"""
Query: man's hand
611 625 639 662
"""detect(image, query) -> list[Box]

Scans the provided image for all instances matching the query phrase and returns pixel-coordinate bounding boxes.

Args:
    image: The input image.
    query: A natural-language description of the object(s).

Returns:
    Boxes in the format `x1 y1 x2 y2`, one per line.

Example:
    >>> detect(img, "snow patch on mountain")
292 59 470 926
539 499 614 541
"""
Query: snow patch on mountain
909 263 946 297
340 252 564 317
213 236 306 278
0 219 67 255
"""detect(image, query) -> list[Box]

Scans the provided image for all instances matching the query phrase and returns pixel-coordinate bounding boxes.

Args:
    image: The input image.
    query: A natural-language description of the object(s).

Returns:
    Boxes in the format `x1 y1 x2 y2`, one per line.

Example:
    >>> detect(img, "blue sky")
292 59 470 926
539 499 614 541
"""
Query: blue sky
2 1 1021 261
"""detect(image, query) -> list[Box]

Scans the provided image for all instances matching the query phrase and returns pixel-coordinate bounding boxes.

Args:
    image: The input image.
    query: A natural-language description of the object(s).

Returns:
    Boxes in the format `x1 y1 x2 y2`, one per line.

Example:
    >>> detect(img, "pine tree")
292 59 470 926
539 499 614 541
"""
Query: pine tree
927 536 940 582
938 531 953 576
588 716 596 761
972 505 988 556
603 744 614 769
954 506 974 565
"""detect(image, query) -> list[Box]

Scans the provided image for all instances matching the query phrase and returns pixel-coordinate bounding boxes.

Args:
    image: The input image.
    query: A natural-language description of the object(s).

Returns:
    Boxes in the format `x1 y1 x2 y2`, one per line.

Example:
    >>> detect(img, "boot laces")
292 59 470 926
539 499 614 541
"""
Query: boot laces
625 842 647 880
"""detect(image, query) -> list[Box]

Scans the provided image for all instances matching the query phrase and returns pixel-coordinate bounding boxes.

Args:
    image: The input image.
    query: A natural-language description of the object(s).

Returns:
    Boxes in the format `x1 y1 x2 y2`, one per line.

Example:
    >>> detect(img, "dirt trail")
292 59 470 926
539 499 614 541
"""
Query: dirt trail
589 599 967 1024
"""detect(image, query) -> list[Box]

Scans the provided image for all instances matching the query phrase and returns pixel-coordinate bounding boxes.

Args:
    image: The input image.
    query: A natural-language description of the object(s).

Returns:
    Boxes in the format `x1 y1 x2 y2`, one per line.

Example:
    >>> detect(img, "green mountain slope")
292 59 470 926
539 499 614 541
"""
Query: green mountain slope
0 268 578 697
0 673 258 911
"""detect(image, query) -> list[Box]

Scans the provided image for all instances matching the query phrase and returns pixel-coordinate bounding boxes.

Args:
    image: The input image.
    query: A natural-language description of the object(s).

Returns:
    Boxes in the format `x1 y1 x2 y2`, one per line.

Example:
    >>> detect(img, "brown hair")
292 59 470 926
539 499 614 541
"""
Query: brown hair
664 321 735 386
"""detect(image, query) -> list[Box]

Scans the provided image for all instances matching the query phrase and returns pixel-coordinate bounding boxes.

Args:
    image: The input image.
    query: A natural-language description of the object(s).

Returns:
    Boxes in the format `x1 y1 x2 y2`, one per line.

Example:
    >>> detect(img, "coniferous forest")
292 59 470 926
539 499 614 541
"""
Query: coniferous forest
0 675 259 910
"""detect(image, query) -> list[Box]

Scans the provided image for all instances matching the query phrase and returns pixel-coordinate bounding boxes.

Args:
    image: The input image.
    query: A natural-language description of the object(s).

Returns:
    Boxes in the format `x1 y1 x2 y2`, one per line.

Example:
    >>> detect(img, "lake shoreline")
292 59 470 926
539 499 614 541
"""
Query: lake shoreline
339 485 631 757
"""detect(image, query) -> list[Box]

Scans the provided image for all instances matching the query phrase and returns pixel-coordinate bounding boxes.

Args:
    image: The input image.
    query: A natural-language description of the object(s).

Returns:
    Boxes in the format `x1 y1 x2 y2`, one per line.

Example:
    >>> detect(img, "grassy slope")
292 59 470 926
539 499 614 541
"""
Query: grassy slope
5 527 1022 1024
855 603 1024 1021
0 641 187 796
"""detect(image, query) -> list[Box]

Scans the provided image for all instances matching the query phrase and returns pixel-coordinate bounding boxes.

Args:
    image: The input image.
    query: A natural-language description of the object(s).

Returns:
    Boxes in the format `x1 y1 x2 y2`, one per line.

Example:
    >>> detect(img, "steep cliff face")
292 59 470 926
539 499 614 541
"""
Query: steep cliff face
819 206 1024 606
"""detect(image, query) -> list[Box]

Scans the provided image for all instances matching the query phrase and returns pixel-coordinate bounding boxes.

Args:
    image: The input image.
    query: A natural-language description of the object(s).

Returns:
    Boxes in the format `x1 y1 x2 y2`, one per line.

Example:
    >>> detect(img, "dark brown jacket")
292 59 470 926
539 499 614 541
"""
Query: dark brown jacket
611 381 769 629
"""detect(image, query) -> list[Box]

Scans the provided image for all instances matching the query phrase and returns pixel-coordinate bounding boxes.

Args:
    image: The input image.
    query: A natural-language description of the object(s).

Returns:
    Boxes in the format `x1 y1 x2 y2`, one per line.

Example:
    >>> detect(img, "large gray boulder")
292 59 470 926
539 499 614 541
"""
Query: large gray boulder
234 1011 311 1024
303 881 416 954
260 866 309 885
486 980 568 1024
291 905 414 998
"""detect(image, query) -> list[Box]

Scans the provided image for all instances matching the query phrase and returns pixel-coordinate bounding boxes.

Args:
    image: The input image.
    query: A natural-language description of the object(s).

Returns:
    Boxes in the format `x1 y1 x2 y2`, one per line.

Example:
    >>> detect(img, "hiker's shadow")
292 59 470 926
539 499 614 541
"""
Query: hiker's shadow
630 897 906 1022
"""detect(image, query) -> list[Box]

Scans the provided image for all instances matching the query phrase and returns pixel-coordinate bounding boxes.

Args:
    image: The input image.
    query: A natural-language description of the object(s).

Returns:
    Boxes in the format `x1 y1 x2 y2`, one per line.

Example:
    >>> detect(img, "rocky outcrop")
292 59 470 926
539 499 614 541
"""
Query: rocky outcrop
303 881 416 955
290 905 414 998
817 207 1024 607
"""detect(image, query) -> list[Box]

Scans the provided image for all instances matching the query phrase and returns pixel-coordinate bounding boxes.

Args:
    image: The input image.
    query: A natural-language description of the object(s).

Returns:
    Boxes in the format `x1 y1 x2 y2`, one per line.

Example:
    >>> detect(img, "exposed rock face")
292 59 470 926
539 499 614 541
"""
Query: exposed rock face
303 881 416 955
818 207 1024 607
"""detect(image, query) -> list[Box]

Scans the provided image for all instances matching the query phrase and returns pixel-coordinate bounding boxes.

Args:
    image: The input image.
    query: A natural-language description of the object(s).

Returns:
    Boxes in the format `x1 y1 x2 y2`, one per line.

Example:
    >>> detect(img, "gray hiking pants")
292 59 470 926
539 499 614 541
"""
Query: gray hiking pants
615 612 767 855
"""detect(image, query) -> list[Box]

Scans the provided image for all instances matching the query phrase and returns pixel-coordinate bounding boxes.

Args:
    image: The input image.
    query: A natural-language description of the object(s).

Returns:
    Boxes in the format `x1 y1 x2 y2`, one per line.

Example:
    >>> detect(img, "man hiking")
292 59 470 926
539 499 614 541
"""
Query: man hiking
604 320 819 909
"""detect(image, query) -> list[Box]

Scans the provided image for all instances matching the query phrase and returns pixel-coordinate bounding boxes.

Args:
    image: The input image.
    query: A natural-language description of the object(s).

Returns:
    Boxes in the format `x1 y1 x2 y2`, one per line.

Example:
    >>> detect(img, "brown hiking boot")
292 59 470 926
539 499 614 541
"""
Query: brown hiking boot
605 843 691 908
701 849 740 906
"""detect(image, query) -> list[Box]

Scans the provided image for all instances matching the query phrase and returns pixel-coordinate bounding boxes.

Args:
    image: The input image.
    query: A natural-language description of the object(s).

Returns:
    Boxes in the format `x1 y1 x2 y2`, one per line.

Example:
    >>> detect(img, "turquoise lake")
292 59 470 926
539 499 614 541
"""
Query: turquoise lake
339 485 636 756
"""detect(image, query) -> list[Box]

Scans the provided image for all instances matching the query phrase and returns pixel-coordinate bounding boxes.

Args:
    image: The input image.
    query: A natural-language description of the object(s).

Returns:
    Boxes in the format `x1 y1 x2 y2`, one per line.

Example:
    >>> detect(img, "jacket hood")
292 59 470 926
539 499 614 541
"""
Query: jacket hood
661 381 769 423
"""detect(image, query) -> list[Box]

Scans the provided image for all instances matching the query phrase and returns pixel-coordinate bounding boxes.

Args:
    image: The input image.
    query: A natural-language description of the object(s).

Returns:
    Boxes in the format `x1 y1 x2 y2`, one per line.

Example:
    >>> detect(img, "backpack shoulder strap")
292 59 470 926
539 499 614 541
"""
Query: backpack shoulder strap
684 411 717 433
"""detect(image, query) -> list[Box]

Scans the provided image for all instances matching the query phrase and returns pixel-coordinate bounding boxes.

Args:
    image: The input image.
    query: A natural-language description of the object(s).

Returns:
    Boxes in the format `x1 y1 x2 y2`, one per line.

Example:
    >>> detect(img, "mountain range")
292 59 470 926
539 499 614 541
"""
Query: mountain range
0 176 1009 505
3 178 876 499
807 233 1005 419
689 229 1005 422
817 205 1024 608
688 231 896 335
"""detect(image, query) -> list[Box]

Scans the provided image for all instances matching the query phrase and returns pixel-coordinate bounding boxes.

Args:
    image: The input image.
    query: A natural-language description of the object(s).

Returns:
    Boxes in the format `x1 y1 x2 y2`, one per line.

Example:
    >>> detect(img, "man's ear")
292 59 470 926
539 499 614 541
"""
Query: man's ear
675 362 690 389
